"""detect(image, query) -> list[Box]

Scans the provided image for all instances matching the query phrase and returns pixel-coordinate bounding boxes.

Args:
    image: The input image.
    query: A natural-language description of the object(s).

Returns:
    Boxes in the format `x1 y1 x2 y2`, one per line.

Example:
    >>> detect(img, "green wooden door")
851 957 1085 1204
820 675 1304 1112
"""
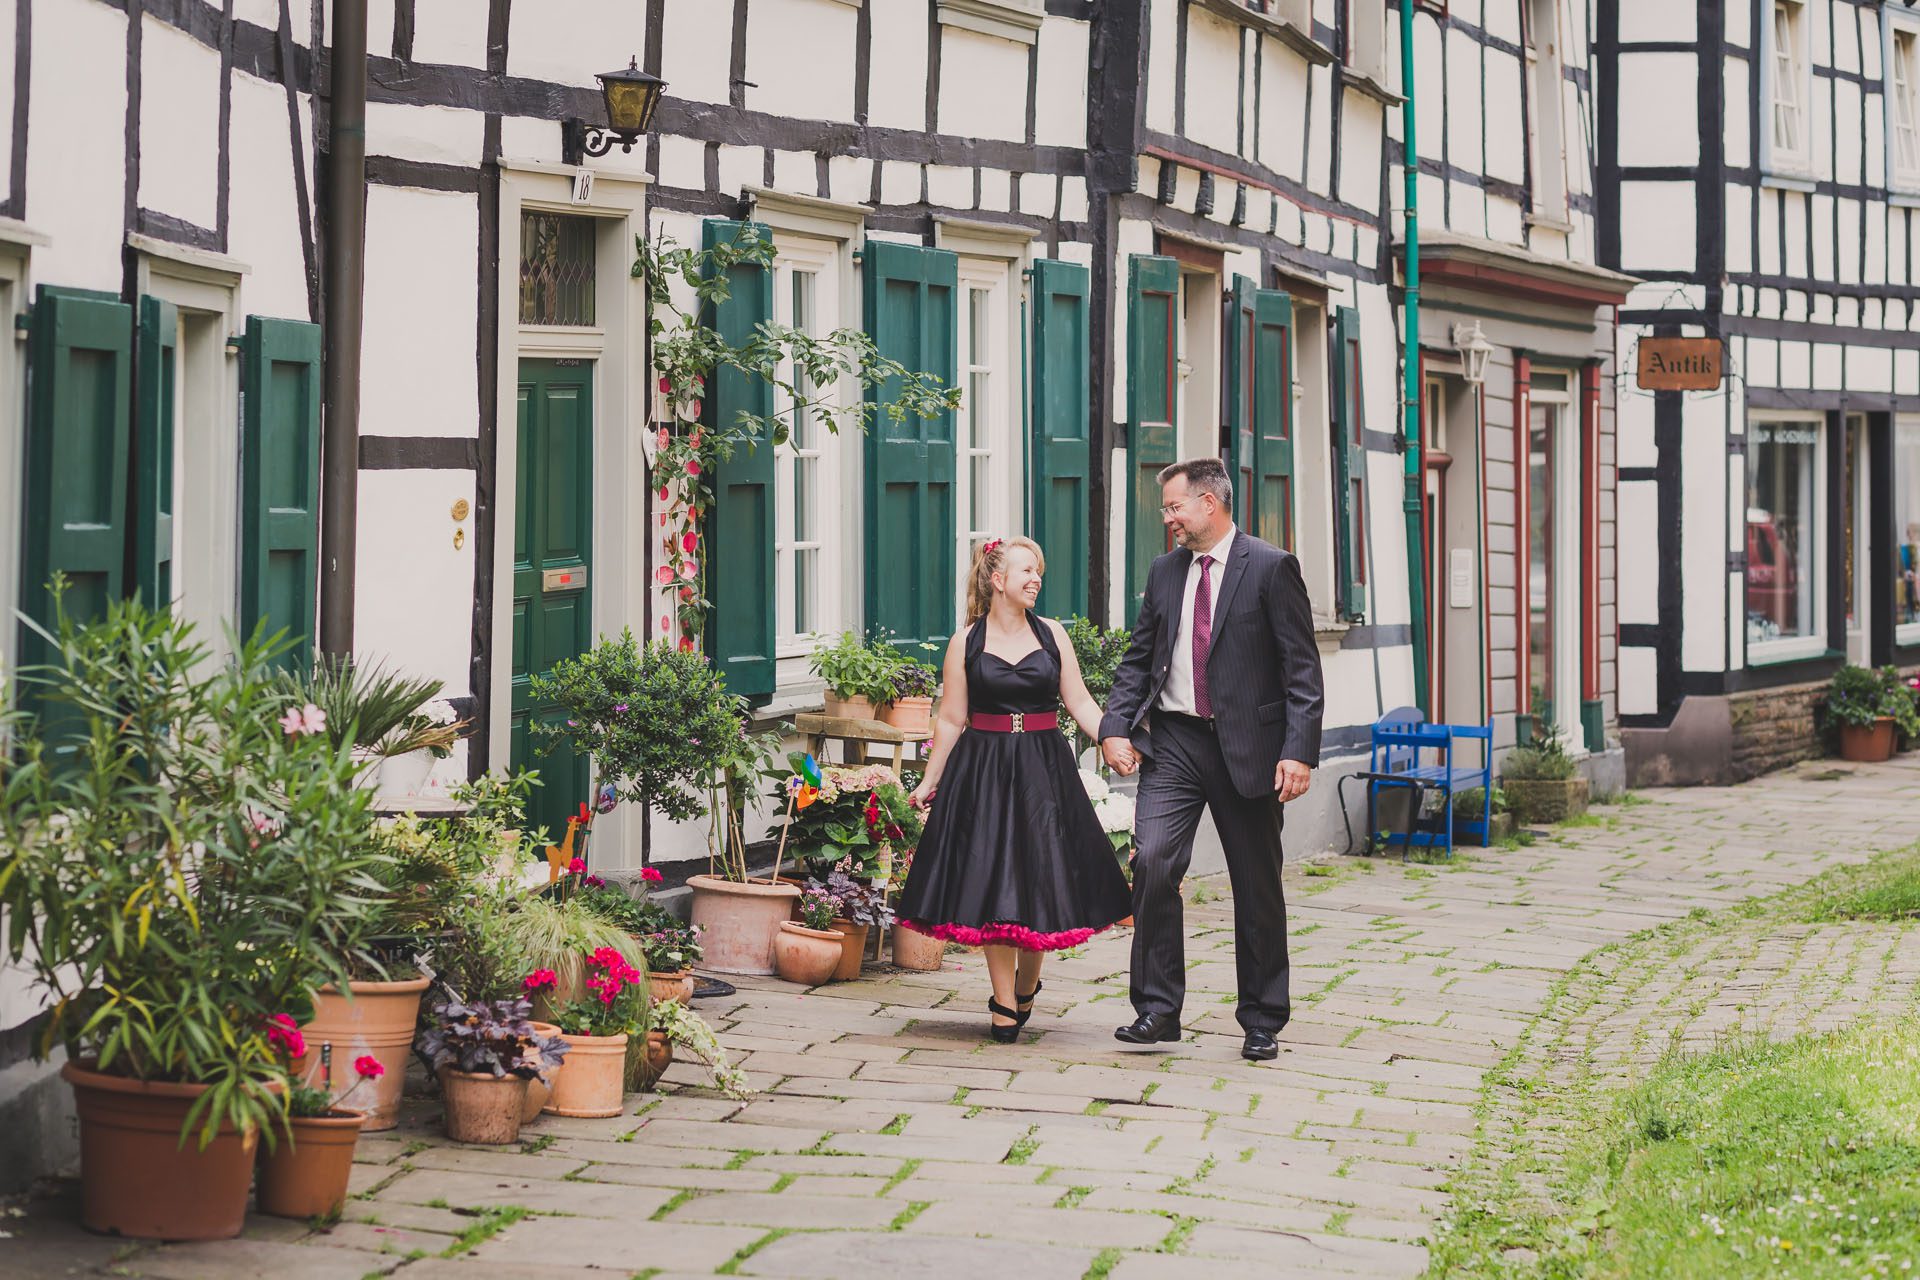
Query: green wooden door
1251 288 1296 551
1030 258 1090 620
1125 255 1179 622
240 316 323 667
133 296 178 608
1226 275 1256 529
864 241 958 650
511 358 594 845
1331 306 1367 620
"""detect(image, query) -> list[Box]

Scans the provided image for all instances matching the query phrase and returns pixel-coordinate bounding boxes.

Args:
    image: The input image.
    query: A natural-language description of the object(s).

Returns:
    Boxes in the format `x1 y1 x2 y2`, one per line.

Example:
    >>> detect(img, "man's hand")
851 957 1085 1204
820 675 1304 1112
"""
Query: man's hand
1101 737 1139 777
1275 759 1312 803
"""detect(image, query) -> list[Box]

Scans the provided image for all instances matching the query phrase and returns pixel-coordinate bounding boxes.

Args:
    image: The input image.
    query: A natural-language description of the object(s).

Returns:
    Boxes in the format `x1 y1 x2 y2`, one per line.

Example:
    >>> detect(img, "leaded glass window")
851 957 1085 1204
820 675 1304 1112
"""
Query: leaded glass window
519 212 596 327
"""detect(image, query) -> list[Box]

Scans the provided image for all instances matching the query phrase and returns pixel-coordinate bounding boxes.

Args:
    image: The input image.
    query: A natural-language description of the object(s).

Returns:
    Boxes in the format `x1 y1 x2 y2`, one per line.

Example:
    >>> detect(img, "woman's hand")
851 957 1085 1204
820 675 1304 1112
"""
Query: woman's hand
909 779 938 809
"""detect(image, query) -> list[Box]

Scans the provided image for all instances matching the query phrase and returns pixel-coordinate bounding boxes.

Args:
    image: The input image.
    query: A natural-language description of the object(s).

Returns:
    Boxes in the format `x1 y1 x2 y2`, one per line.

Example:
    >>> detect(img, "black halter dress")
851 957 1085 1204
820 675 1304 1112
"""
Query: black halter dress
897 613 1132 951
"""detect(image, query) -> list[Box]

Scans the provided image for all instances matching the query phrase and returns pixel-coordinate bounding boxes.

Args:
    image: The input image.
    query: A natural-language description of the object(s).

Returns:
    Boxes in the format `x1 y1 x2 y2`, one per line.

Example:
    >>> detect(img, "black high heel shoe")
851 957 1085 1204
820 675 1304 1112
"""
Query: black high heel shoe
987 998 1021 1043
1014 980 1044 1026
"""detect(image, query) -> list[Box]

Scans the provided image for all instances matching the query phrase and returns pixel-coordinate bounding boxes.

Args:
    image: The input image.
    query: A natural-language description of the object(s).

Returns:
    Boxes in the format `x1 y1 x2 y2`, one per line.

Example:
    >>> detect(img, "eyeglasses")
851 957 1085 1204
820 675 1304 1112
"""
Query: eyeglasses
1158 494 1207 518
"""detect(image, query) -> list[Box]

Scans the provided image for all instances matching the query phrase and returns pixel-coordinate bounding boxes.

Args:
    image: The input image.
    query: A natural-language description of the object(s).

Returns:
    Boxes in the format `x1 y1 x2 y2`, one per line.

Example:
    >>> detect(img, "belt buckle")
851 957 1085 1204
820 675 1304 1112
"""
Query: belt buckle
1009 712 1025 734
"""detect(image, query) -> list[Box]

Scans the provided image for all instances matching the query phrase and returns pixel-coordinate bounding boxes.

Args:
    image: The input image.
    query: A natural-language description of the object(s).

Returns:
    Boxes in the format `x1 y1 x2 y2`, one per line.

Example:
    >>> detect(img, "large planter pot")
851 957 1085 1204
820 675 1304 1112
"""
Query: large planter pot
379 749 436 798
542 1031 629 1119
440 1070 528 1145
1838 717 1898 763
521 1022 560 1123
61 1061 263 1241
822 692 880 721
881 696 933 735
687 875 801 975
630 1031 674 1092
1502 776 1591 825
890 925 945 972
256 1110 365 1221
829 919 870 982
774 921 845 985
295 974 430 1132
648 969 693 1006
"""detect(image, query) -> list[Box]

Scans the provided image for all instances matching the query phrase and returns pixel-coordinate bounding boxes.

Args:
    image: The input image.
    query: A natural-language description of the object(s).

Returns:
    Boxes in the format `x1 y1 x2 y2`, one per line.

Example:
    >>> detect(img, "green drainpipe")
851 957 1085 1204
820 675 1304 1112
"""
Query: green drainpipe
1401 0 1431 716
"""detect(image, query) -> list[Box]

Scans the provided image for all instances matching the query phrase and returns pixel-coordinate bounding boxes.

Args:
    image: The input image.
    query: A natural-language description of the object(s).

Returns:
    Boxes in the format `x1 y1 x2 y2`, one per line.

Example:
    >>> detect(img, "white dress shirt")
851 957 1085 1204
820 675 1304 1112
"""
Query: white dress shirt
1159 525 1236 716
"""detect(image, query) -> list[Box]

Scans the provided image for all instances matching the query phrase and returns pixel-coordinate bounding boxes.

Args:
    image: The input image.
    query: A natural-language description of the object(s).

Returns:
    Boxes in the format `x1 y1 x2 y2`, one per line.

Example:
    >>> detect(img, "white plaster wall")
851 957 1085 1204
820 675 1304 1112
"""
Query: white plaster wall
1257 38 1310 182
1034 18 1090 148
232 0 281 34
1443 25 1482 175
1616 0 1692 48
500 116 565 165
366 103 488 167
1482 51 1526 186
1618 181 1695 275
359 186 479 438
1339 98 1385 216
1616 53 1699 168
1725 182 1753 274
226 71 313 321
29 0 127 291
1183 7 1240 155
137 17 221 232
411 0 490 69
510 0 650 86
1680 395 1727 672
1146 0 1178 135
750 0 859 124
353 469 476 698
937 27 1027 142
1722 53 1751 171
661 0 734 107
1617 480 1658 626
1618 645 1657 716
867 0 929 131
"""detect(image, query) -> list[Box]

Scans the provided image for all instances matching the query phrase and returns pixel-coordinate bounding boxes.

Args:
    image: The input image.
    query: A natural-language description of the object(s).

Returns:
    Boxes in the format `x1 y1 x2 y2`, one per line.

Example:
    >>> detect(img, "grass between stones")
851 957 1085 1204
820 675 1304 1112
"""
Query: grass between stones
438 1204 531 1258
1428 844 1920 1279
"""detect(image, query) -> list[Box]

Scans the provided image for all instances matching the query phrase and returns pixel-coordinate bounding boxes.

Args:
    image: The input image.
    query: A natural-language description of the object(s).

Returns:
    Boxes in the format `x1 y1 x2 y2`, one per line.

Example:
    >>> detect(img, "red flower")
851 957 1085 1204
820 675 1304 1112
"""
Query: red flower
686 458 702 476
568 856 586 874
865 792 880 824
264 1013 305 1060
679 637 696 653
658 375 671 394
584 874 606 888
681 531 698 553
658 485 670 502
522 968 558 993
590 946 624 968
353 1054 385 1080
640 867 664 883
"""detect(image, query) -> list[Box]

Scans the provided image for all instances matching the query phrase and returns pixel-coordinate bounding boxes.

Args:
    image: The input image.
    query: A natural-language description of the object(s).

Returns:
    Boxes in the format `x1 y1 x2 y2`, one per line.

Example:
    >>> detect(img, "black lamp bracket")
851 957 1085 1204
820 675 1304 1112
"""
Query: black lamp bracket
561 119 639 167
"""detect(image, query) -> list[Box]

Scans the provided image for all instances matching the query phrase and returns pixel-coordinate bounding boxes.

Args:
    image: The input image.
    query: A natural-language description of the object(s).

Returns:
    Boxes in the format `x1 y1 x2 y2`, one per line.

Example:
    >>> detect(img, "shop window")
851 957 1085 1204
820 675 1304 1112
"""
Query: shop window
1894 419 1920 643
1746 416 1824 658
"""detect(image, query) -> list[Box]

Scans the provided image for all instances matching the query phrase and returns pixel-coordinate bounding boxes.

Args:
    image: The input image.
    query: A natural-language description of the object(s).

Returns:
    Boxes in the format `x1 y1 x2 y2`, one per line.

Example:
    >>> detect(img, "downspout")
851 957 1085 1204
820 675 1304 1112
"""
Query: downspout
319 0 369 656
1400 0 1431 714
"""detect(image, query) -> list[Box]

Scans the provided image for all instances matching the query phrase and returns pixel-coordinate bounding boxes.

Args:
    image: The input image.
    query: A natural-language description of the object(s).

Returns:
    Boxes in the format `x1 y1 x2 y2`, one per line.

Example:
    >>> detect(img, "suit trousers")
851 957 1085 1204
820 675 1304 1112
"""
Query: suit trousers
1129 711 1291 1034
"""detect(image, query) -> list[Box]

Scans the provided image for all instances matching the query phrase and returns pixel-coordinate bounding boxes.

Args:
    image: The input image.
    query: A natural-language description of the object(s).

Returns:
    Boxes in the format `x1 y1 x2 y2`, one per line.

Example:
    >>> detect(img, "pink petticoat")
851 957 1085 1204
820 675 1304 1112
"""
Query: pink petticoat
900 919 1108 952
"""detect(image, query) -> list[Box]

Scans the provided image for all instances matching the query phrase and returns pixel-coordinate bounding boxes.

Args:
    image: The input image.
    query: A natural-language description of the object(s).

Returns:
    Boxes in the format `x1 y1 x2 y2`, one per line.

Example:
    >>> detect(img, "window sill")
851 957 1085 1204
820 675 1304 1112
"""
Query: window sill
1759 171 1819 194
1524 212 1575 233
1890 190 1920 210
1746 640 1838 668
1340 68 1404 107
1895 623 1920 649
936 0 1043 44
1192 0 1334 67
1313 620 1351 649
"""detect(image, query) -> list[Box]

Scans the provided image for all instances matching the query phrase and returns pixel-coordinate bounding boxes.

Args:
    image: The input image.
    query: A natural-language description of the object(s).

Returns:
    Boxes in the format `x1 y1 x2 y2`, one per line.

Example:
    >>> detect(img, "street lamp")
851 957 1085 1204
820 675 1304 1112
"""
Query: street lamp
1452 321 1495 387
562 57 667 165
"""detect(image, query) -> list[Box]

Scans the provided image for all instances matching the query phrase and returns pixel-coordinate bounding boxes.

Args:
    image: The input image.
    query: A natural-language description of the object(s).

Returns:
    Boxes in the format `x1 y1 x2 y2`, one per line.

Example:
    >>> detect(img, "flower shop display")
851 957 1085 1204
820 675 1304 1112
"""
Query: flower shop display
417 999 567 1145
809 630 902 720
1824 664 1920 762
1500 718 1589 823
256 1049 386 1221
532 948 647 1118
0 598 385 1241
774 887 845 985
812 868 897 981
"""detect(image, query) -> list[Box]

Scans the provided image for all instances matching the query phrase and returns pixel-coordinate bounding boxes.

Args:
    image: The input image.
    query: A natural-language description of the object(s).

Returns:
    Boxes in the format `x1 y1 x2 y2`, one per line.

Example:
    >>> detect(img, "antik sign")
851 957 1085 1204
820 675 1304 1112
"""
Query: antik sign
1636 336 1724 391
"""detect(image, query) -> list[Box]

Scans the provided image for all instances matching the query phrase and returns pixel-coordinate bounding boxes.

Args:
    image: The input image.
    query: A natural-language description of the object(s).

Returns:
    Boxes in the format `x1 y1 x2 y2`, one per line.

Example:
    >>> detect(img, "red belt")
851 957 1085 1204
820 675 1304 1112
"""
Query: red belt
969 711 1059 734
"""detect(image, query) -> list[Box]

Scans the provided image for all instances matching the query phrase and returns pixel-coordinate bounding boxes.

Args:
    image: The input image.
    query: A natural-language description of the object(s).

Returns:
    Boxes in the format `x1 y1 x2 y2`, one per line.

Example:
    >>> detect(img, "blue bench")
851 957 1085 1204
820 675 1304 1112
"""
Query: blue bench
1340 707 1494 858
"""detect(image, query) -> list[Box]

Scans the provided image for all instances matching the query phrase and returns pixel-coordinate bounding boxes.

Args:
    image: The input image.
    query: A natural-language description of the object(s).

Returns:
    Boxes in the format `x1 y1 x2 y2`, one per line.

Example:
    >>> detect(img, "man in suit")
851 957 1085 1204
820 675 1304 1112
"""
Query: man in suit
1100 457 1324 1061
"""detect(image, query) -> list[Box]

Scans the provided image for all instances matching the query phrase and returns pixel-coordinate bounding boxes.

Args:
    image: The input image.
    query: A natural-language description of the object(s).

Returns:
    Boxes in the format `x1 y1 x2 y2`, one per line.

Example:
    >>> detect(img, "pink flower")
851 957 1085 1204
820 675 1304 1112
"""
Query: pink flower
522 968 557 993
568 857 586 874
681 531 699 553
278 703 326 737
264 1013 305 1060
353 1055 385 1080
640 867 664 883
658 376 671 394
590 946 624 967
584 874 606 888
656 428 670 450
662 617 671 632
654 565 675 586
658 485 670 502
686 458 702 476
678 560 698 581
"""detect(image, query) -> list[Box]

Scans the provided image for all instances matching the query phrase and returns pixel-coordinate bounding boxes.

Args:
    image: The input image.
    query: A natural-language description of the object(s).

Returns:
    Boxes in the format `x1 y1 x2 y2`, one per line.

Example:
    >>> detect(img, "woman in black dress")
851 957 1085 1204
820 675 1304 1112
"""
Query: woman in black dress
899 536 1133 1042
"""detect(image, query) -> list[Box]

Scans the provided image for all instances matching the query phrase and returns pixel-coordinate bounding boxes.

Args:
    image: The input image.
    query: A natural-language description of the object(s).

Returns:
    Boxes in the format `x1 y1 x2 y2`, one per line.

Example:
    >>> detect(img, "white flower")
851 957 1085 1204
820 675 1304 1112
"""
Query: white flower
1079 769 1110 802
1095 793 1135 836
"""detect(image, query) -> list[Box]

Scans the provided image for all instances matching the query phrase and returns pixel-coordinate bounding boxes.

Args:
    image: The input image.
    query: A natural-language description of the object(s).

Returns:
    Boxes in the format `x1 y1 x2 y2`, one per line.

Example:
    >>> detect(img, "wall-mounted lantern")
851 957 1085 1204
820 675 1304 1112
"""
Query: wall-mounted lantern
1452 321 1495 387
561 57 666 165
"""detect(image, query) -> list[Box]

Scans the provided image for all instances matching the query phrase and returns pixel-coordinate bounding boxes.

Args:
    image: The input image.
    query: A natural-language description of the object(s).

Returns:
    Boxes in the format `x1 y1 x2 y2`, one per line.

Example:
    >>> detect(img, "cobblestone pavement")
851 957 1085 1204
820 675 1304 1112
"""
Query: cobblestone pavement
7 755 1918 1280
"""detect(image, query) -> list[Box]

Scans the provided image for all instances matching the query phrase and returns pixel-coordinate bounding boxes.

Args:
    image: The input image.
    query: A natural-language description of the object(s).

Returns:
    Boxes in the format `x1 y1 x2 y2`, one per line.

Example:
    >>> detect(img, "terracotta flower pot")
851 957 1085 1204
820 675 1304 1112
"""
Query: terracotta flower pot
440 1070 528 1145
1839 717 1898 763
632 1030 674 1092
822 692 880 721
774 921 845 985
648 969 694 1006
890 925 946 971
521 1022 560 1123
542 1031 629 1119
61 1060 264 1241
256 1109 365 1220
295 974 430 1132
881 696 933 734
687 874 802 975
829 919 870 982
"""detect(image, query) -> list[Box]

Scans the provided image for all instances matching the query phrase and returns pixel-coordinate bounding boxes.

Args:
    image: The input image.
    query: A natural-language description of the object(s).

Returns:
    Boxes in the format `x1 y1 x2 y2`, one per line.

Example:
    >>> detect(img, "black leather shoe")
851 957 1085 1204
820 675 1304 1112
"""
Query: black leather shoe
1114 1012 1182 1044
1241 1029 1279 1061
1015 980 1043 1026
987 998 1021 1044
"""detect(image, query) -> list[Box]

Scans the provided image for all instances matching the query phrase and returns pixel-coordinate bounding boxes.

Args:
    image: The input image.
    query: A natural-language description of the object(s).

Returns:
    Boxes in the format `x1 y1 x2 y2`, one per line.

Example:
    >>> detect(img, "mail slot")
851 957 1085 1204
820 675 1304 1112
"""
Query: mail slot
542 566 587 593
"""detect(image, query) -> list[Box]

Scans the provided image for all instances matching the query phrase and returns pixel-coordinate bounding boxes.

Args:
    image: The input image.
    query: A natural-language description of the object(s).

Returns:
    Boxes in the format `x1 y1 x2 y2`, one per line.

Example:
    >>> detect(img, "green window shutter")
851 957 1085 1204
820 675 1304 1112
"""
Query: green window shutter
1029 258 1090 620
17 286 133 671
700 218 777 703
1330 305 1367 621
133 296 178 608
1251 288 1295 552
240 315 322 667
1125 254 1179 623
863 239 958 651
1226 275 1256 529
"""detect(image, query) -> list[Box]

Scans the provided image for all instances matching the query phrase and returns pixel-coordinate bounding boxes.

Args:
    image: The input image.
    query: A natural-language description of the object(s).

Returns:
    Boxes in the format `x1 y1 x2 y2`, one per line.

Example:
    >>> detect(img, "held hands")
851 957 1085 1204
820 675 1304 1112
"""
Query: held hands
1275 759 1312 804
909 779 938 809
1101 737 1140 777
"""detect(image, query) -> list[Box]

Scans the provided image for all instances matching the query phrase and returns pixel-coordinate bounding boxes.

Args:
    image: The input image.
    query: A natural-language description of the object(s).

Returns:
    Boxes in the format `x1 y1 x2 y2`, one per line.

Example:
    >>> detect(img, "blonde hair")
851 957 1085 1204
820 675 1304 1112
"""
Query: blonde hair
965 536 1046 623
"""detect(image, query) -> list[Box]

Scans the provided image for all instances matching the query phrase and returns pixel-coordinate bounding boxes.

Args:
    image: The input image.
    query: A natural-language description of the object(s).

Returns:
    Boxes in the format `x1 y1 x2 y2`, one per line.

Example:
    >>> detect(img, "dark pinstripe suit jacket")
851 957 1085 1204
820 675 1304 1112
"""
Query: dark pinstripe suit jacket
1098 531 1326 799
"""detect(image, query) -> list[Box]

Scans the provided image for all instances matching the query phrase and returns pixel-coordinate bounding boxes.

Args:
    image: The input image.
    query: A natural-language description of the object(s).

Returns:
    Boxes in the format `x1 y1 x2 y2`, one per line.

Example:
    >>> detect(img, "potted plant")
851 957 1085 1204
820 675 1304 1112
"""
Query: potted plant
527 949 645 1119
809 630 899 721
879 637 943 733
813 868 896 982
1059 617 1136 764
417 999 567 1145
274 654 464 796
639 998 753 1100
1080 769 1138 925
889 846 946 970
1453 786 1514 844
502 894 648 1015
571 866 699 1004
1823 664 1920 762
256 1047 385 1221
1500 719 1588 823
0 596 384 1241
775 887 846 985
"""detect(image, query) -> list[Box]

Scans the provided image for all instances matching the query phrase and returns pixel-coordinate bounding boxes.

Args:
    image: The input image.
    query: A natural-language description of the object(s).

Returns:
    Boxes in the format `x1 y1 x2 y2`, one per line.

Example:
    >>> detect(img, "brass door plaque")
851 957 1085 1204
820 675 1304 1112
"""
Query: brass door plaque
541 566 587 592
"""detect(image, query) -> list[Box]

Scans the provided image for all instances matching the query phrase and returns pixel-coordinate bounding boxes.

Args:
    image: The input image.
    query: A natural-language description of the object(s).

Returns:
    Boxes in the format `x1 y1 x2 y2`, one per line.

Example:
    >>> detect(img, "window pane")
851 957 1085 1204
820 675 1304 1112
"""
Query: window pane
519 212 596 326
1746 421 1820 643
1896 423 1920 628
1529 406 1555 721
795 548 815 636
791 272 815 449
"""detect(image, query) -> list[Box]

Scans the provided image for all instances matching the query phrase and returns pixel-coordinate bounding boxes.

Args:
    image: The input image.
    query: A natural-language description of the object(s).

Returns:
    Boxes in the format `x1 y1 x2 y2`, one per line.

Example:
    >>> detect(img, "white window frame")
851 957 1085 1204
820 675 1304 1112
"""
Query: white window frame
1886 10 1920 194
1175 266 1221 465
1344 0 1391 89
1527 371 1583 753
770 233 850 661
1291 299 1338 625
0 223 38 686
1765 0 1815 180
955 260 1019 619
1894 415 1920 647
1744 411 1828 665
1524 0 1571 226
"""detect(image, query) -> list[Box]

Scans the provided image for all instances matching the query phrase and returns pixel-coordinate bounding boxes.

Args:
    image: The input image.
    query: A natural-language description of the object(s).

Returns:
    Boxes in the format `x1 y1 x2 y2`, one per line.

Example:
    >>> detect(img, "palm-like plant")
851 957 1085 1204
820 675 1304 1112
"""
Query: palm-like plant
274 655 460 758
